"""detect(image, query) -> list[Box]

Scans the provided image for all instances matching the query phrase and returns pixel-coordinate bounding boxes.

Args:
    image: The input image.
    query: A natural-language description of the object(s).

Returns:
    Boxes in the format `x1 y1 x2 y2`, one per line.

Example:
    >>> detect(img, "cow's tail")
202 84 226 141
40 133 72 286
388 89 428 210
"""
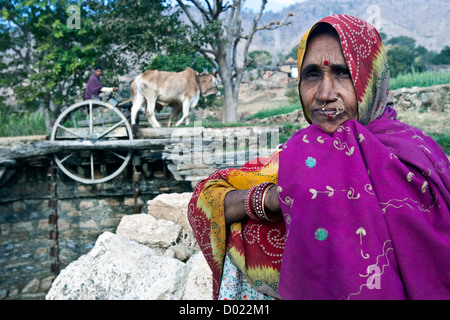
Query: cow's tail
117 98 132 106
118 79 136 107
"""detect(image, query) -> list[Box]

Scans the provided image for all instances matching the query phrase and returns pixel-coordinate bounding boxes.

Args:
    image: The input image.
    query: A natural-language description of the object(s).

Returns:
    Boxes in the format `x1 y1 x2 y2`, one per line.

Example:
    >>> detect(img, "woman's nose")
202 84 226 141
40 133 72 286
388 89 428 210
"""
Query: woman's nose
317 74 336 103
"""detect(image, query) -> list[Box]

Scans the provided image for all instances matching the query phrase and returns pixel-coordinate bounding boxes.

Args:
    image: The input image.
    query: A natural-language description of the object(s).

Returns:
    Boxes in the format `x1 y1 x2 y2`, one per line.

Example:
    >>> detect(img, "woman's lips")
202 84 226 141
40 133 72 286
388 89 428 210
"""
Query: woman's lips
315 108 338 116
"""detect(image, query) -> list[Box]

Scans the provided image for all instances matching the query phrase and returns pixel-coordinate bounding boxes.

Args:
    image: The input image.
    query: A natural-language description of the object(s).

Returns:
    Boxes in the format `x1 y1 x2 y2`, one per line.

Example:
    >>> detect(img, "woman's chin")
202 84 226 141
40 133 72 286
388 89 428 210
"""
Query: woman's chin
313 116 348 134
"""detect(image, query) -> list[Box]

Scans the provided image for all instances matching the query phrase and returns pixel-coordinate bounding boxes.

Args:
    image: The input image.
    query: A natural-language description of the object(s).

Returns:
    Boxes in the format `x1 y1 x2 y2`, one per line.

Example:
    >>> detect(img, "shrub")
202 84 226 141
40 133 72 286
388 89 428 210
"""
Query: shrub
0 109 47 137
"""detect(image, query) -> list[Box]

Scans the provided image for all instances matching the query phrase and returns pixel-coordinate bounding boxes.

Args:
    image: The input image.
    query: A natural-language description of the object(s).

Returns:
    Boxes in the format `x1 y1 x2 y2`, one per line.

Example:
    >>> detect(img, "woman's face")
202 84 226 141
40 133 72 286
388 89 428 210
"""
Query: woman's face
300 33 358 134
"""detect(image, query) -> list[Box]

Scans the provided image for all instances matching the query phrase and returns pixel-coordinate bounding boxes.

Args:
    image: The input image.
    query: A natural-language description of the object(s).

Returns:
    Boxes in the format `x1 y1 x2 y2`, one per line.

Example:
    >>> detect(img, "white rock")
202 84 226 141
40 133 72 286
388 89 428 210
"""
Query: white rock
147 192 193 230
46 193 213 300
116 213 181 248
46 232 188 300
183 252 213 300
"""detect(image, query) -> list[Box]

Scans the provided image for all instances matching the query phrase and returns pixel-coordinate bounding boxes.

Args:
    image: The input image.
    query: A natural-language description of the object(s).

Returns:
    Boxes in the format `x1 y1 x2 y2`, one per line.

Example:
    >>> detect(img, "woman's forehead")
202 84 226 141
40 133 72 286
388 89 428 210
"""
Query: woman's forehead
302 34 346 67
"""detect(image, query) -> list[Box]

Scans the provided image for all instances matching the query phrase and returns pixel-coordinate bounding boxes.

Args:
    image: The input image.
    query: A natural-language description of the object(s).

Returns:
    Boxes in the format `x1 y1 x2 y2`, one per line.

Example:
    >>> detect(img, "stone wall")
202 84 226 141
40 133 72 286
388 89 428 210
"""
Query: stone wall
389 84 450 112
0 161 191 300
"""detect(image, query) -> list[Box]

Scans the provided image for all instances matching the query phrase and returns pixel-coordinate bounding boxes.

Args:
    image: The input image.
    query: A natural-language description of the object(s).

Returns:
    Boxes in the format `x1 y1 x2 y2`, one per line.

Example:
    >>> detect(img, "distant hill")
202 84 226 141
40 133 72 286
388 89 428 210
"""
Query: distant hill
243 0 450 63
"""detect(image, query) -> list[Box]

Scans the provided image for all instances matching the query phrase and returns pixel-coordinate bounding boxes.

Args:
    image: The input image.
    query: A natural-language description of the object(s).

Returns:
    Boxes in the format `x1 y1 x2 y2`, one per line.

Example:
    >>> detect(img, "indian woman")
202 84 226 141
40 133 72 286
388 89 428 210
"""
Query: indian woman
187 14 450 300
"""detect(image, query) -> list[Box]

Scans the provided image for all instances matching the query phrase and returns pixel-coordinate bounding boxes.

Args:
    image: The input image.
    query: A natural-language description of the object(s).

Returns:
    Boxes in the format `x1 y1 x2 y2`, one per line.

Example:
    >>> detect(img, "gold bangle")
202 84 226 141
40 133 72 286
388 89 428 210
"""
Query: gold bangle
261 184 278 221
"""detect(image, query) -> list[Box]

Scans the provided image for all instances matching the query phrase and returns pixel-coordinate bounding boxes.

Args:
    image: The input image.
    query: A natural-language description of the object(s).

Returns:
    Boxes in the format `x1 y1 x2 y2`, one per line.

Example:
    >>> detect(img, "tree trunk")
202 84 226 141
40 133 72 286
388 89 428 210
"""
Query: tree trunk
44 100 52 133
175 0 294 124
217 51 238 123
221 78 237 123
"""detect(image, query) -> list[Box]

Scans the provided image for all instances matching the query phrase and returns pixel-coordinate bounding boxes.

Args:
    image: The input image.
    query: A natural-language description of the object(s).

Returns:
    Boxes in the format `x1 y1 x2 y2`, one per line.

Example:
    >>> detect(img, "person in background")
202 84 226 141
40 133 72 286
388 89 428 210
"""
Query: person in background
84 66 118 101
187 14 450 300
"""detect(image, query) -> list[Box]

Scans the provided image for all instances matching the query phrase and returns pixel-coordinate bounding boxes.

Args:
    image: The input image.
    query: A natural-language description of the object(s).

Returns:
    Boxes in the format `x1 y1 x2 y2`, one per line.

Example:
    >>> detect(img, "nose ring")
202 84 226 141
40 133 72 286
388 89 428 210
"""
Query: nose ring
322 97 345 118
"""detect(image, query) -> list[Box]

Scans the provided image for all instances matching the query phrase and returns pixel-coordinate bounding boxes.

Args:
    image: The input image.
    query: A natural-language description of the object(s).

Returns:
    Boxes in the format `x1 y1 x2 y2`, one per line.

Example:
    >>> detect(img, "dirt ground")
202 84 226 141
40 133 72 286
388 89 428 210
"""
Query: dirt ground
237 85 290 116
396 108 449 135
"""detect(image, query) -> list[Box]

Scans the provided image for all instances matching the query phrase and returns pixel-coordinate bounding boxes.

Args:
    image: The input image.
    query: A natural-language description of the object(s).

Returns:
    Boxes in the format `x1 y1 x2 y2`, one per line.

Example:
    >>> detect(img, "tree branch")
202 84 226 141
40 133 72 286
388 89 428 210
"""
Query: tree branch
189 0 213 23
197 47 217 55
241 0 268 69
203 0 214 14
198 49 218 69
176 0 199 28
255 10 295 32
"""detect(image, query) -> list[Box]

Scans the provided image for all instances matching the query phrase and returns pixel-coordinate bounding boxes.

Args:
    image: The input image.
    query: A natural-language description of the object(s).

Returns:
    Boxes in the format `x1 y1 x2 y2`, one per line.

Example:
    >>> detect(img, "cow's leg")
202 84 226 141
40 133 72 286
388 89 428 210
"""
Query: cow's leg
167 103 182 127
167 107 177 127
131 92 145 135
175 101 190 127
176 96 198 127
144 97 161 128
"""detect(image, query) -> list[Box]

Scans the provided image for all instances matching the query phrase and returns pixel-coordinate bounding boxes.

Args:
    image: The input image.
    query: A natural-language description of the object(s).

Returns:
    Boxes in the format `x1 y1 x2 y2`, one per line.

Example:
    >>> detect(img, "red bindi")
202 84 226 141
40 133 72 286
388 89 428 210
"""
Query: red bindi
324 60 329 66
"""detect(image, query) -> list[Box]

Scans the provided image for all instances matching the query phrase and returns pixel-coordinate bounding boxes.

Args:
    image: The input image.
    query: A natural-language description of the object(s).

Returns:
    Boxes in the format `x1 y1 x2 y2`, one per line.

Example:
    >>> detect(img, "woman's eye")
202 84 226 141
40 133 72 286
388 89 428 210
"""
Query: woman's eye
304 71 320 78
336 68 350 77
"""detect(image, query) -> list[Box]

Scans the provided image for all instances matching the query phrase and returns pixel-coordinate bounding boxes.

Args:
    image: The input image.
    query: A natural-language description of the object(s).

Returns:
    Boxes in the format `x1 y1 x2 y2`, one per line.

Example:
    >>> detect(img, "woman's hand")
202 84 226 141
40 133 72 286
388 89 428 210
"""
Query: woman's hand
224 189 248 225
264 185 281 215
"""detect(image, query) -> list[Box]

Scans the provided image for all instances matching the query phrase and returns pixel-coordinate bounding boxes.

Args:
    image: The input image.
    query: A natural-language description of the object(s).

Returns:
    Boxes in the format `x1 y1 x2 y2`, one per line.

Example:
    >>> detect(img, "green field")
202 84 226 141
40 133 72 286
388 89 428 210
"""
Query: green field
390 69 450 90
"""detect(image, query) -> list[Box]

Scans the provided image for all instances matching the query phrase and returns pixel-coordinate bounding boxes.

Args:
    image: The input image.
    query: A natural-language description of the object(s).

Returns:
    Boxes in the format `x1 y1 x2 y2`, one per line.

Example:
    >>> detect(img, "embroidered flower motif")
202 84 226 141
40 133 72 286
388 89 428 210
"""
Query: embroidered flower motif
305 156 316 168
315 228 328 241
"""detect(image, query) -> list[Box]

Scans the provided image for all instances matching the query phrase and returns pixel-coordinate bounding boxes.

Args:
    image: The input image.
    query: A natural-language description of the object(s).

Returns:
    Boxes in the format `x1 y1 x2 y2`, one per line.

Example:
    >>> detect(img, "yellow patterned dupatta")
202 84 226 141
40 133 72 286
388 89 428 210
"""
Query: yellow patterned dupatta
187 151 285 299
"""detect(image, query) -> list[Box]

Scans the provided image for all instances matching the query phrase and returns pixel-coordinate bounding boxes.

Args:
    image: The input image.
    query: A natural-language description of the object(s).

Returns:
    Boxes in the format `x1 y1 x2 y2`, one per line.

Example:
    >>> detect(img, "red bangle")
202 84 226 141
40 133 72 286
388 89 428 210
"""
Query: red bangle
244 185 260 221
245 182 278 222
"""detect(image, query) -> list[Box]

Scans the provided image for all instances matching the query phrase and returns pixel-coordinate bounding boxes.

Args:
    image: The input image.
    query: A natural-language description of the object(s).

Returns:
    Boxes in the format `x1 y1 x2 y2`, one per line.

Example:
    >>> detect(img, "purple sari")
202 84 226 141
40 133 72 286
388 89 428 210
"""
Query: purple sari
277 107 450 299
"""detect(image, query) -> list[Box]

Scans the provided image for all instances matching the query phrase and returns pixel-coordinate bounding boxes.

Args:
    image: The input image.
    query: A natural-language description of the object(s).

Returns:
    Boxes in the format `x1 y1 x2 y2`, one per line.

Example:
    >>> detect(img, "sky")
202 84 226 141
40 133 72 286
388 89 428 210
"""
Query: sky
170 1 304 13
243 0 304 13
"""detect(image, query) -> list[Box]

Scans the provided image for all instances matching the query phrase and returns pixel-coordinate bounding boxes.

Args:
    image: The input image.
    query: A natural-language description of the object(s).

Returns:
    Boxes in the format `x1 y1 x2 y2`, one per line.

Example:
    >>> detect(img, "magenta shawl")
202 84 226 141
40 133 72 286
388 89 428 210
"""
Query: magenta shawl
278 107 450 299
277 15 450 299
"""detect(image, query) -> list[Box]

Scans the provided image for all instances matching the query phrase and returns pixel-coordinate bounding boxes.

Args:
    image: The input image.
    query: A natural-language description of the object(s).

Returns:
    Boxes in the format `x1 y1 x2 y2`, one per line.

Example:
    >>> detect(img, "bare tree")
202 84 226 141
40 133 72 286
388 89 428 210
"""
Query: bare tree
176 0 294 123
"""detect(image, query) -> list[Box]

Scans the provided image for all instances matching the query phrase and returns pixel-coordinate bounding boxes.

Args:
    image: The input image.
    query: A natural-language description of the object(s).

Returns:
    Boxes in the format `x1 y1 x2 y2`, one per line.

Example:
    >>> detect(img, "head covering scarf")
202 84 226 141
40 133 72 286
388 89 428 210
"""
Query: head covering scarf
277 14 450 299
298 14 390 125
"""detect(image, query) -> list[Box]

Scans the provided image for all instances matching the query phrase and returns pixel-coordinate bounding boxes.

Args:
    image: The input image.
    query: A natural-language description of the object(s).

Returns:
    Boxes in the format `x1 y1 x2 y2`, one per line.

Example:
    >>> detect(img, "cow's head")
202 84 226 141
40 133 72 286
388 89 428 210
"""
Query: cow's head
199 74 220 96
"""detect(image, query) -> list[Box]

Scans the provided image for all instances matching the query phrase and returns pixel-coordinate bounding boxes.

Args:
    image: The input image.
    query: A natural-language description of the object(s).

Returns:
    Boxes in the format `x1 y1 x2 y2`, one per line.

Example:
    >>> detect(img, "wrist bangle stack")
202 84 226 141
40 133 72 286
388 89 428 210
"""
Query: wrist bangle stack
244 182 279 222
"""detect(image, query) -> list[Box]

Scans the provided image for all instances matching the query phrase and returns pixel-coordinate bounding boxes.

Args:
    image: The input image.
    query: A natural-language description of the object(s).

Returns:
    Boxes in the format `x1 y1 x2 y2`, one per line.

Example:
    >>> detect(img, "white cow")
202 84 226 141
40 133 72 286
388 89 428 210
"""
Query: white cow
130 67 218 129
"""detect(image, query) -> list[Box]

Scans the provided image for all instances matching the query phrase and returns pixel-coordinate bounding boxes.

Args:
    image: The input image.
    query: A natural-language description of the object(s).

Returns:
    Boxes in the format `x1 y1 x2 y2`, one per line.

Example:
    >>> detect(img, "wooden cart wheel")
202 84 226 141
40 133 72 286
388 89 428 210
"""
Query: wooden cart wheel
50 99 133 184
